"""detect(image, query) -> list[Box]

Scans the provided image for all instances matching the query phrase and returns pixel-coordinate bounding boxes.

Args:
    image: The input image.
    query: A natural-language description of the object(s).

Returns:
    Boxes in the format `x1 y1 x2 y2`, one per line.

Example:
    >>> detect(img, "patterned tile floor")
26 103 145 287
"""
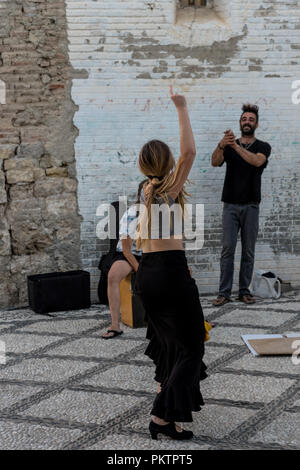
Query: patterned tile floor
0 291 299 450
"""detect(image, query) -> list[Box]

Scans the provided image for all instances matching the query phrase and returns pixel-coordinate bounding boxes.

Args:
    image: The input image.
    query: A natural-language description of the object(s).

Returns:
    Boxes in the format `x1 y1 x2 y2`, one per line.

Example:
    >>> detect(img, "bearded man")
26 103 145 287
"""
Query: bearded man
211 104 272 306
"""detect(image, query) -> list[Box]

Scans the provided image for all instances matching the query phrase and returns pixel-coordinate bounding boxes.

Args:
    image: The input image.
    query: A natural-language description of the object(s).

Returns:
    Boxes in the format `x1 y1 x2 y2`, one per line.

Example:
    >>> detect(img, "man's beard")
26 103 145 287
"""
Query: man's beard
240 123 255 136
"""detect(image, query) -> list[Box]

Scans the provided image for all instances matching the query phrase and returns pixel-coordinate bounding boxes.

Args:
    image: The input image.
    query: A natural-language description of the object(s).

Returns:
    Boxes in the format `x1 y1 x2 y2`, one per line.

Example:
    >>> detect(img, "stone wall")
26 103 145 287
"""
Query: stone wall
0 0 82 308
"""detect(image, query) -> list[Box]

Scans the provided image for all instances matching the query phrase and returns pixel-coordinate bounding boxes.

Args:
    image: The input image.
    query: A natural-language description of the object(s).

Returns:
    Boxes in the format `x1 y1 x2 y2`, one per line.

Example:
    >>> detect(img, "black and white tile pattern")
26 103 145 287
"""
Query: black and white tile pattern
0 294 299 450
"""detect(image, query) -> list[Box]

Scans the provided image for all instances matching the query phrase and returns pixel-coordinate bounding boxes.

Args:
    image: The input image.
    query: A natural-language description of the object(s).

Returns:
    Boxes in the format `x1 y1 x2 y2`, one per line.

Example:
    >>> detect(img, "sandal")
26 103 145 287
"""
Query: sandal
101 329 124 339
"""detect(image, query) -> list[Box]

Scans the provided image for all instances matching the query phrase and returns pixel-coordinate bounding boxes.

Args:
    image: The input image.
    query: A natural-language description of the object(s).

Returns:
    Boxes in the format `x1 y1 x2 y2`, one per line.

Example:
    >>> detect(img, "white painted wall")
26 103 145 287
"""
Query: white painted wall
66 0 300 301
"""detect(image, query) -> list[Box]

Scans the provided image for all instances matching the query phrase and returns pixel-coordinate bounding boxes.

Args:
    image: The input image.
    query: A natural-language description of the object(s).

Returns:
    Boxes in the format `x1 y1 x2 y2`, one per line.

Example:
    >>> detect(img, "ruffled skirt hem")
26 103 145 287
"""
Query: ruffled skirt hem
150 383 206 423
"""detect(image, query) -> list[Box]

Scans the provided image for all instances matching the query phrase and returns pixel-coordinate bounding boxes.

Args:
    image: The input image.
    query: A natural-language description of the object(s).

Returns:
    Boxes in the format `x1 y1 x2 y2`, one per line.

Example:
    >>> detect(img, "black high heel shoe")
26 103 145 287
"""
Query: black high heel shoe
149 420 193 440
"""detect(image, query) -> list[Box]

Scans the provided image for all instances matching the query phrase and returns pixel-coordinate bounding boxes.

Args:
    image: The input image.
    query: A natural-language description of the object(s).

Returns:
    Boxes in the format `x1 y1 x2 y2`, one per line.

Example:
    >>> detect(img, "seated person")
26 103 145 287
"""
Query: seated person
101 181 146 339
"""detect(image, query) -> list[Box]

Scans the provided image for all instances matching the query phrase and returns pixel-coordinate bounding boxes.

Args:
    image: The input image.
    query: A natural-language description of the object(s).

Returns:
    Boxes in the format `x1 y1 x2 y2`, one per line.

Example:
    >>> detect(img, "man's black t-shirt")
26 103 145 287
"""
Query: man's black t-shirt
219 139 271 204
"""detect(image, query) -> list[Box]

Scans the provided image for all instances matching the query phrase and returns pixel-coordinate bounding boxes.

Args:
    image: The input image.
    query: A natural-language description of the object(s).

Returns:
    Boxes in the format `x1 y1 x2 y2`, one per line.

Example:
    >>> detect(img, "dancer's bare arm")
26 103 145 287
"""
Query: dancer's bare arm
168 86 196 200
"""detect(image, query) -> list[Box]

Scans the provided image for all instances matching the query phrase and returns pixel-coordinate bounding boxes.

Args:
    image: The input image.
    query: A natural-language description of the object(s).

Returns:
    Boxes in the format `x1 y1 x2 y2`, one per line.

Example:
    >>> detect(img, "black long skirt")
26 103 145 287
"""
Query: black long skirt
134 250 207 423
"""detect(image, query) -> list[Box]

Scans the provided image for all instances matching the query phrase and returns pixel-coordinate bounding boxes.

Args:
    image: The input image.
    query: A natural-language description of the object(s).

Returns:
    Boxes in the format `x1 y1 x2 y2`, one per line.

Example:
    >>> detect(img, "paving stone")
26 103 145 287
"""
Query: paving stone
125 345 235 368
0 333 62 354
249 412 300 447
92 324 147 340
46 337 142 359
209 326 269 345
0 324 13 331
217 309 296 327
119 325 147 339
82 364 157 393
223 353 300 376
202 308 220 316
0 293 299 450
124 405 257 440
247 302 300 311
0 420 82 450
20 390 144 425
201 373 295 403
203 345 236 365
0 309 43 322
0 358 99 382
85 433 212 450
188 404 257 439
285 322 300 331
0 384 42 410
17 318 103 335
127 352 152 363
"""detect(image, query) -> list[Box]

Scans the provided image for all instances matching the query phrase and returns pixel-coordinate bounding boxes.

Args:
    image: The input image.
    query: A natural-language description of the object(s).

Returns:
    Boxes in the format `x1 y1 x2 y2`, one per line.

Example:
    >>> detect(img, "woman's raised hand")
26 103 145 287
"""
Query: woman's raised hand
170 85 187 109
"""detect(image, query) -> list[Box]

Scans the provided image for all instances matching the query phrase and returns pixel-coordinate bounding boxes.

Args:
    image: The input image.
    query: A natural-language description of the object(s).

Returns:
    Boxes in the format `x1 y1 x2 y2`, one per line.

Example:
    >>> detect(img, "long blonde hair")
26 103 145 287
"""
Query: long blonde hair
136 140 191 249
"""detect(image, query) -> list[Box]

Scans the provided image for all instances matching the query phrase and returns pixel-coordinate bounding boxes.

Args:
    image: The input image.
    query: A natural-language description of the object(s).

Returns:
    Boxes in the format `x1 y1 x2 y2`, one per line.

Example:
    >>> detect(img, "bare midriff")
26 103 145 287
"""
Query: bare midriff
142 236 184 253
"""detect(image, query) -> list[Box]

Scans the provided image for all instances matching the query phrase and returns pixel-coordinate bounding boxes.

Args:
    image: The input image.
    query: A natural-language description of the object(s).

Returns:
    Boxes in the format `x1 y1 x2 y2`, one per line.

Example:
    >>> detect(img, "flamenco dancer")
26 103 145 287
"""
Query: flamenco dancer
134 86 207 440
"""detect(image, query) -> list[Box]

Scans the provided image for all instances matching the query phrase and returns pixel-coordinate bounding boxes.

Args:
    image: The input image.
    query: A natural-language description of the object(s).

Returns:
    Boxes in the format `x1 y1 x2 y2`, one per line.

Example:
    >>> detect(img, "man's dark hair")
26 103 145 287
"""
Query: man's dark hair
241 103 259 123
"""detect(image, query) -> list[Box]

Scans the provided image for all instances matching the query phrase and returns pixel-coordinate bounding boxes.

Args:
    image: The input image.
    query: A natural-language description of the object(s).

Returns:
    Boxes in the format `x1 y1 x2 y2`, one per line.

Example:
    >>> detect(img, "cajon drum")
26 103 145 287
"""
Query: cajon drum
120 273 147 328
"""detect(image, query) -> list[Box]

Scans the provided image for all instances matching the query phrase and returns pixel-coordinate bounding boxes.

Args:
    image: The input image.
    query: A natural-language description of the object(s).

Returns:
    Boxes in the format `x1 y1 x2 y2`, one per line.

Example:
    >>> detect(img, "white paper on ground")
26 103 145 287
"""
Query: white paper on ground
241 333 300 356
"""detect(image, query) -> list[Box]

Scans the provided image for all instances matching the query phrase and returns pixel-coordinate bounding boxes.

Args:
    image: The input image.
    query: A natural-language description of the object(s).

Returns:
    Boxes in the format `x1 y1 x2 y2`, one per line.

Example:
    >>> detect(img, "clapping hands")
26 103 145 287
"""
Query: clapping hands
220 129 237 149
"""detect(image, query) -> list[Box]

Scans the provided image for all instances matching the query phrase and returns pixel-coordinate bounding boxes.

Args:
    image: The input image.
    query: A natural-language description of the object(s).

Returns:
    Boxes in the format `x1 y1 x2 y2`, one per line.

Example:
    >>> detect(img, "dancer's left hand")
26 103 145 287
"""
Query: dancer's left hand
170 85 187 108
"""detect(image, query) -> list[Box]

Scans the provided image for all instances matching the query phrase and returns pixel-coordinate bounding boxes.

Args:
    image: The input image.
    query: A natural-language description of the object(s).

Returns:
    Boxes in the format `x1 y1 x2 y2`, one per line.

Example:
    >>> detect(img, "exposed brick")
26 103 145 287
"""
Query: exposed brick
0 0 81 308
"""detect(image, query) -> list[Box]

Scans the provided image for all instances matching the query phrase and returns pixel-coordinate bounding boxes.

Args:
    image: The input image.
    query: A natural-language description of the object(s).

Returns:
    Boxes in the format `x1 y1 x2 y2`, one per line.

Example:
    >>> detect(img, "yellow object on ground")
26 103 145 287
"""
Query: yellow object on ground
205 321 212 342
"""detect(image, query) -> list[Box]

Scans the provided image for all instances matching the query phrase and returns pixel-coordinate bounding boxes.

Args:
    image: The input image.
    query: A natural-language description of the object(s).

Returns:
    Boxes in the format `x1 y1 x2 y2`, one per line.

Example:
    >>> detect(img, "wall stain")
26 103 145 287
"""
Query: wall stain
120 26 248 79
254 6 277 17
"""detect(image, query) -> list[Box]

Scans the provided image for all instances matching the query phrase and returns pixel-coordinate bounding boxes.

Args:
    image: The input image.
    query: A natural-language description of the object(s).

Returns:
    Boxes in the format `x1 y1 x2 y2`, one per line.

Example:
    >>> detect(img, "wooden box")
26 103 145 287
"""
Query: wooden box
120 273 147 328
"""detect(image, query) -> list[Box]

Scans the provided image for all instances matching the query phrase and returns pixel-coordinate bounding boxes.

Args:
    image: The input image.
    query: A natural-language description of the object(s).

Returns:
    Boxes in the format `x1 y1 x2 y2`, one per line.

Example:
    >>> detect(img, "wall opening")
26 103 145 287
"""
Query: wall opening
176 0 229 27
179 0 213 8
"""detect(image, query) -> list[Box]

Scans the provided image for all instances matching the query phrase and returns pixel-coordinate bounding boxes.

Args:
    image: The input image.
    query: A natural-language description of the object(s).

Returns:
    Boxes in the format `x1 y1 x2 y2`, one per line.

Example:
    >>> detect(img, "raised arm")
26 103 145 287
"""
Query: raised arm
168 86 196 200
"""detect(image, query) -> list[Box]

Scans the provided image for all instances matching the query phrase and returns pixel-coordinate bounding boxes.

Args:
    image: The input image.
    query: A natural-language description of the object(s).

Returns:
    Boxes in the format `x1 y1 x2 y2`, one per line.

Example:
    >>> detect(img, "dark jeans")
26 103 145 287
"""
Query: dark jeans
219 203 259 299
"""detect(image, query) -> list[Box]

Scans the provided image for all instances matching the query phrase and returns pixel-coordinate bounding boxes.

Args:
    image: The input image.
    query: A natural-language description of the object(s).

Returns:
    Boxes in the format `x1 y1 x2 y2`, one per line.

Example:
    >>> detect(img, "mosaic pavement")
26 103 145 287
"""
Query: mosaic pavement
0 291 299 450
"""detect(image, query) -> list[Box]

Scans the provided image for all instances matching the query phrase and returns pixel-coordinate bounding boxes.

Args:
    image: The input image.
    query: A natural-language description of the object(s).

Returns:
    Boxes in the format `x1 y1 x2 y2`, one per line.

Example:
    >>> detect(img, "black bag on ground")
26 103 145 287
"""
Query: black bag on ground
27 270 91 314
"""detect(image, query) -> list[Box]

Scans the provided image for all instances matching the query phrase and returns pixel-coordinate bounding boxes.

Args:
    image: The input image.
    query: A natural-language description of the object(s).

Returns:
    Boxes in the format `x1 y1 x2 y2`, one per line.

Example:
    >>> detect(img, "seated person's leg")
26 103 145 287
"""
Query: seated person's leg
102 260 133 338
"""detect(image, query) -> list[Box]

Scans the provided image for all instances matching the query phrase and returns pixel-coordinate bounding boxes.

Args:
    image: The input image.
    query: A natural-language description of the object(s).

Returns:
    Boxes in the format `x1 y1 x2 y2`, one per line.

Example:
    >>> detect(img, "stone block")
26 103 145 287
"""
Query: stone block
16 142 45 160
0 169 7 204
0 227 11 256
4 158 38 171
45 167 68 177
6 169 35 184
33 177 65 197
64 177 77 193
8 184 33 201
0 145 17 160
45 194 78 219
